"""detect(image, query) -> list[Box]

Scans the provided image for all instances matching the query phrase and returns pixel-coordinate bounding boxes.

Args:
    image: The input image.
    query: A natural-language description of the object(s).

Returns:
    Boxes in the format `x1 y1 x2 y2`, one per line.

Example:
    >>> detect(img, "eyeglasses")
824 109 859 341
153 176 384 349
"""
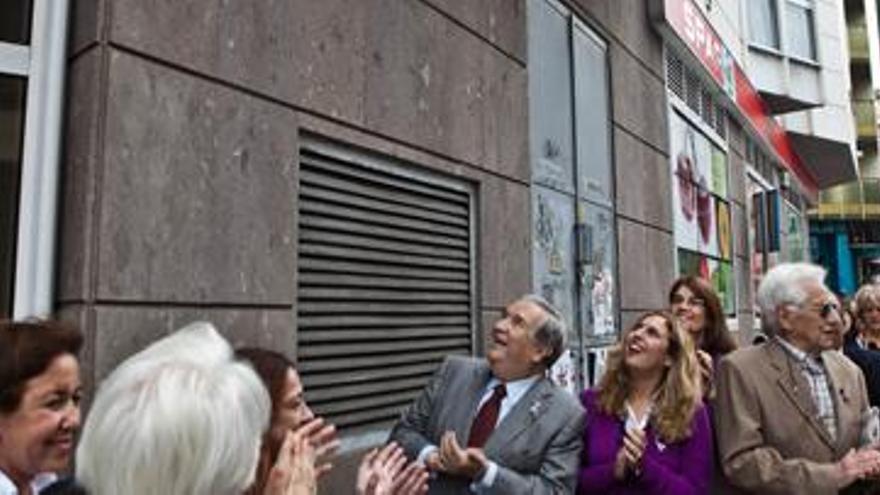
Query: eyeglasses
671 295 706 308
808 301 840 319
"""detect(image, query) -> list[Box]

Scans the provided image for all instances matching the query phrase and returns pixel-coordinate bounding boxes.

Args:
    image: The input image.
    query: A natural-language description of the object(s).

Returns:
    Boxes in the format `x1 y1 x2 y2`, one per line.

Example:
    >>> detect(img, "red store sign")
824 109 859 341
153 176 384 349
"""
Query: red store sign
651 0 819 197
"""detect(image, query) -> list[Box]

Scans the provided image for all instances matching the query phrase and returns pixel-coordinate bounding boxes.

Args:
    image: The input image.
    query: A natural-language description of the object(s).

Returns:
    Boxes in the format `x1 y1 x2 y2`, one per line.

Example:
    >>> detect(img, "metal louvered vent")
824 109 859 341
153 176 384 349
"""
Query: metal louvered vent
666 51 685 100
715 103 727 139
701 88 714 126
296 137 475 431
685 69 701 116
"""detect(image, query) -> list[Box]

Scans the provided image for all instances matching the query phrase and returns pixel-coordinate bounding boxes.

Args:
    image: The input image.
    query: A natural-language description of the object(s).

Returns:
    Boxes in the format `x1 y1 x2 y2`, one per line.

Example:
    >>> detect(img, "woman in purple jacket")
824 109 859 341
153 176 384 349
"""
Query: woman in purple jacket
577 311 712 495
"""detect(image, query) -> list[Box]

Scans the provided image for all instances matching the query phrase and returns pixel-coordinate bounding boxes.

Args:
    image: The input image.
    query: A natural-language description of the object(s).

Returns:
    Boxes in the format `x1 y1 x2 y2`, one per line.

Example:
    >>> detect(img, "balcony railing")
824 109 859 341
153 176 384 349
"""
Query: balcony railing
854 99 878 140
814 179 880 219
850 25 870 62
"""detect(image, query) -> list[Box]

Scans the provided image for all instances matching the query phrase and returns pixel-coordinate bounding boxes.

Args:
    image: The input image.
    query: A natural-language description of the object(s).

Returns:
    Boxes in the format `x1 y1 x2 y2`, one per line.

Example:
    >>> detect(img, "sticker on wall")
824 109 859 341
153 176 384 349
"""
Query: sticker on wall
580 204 617 340
533 187 576 335
550 348 577 396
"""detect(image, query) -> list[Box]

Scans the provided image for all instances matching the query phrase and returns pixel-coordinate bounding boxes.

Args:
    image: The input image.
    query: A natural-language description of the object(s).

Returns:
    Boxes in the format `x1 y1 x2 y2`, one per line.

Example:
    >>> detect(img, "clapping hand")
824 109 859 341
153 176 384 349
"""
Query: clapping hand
356 442 429 495
613 427 646 481
434 431 488 480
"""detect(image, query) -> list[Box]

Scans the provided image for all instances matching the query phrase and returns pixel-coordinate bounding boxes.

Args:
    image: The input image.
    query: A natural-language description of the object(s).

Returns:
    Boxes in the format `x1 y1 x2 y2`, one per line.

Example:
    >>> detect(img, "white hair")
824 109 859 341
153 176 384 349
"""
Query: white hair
757 262 828 335
76 322 270 495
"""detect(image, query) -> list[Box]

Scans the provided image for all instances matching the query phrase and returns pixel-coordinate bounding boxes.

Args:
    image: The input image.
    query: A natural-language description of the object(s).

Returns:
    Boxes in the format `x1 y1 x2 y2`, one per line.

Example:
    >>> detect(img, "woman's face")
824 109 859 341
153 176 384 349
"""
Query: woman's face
671 285 707 339
0 353 81 481
623 315 672 375
270 368 314 443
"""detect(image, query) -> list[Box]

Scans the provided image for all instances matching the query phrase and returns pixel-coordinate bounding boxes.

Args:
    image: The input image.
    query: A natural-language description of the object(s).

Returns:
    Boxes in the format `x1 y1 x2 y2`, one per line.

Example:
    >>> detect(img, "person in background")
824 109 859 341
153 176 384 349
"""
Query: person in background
389 295 584 494
714 263 880 494
0 319 83 495
844 285 880 407
74 322 278 495
669 276 737 399
577 310 711 494
235 348 428 495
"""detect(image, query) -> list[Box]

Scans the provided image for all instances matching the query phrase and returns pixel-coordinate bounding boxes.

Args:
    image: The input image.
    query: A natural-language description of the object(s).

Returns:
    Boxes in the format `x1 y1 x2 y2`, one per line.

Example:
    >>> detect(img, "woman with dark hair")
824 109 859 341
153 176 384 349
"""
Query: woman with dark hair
668 276 737 398
577 311 711 494
0 319 83 495
235 348 427 495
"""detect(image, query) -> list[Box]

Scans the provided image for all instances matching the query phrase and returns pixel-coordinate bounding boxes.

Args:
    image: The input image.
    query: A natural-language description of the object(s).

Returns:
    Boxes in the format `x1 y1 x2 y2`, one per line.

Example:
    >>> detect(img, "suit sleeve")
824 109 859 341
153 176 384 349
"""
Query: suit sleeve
636 406 713 495
388 358 451 460
714 356 840 494
486 404 585 495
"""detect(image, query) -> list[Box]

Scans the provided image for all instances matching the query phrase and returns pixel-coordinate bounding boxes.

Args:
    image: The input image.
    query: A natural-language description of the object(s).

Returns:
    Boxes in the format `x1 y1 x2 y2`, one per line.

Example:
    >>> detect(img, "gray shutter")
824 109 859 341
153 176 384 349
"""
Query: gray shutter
297 138 475 431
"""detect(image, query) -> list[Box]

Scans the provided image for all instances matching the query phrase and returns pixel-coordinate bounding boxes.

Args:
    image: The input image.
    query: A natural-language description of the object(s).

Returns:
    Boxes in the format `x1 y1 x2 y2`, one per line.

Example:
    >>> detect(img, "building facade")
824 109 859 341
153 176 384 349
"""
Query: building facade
811 0 880 294
0 0 855 488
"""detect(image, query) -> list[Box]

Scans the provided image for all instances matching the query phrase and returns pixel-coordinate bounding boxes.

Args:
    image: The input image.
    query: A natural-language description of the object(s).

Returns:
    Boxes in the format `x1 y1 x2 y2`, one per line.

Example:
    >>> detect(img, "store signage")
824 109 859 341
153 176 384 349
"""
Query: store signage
651 0 819 197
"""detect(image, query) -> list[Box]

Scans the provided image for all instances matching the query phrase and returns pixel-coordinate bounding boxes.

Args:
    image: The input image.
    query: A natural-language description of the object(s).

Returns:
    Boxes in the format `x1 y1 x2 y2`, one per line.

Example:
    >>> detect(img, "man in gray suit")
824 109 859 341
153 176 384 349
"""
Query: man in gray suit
389 295 585 494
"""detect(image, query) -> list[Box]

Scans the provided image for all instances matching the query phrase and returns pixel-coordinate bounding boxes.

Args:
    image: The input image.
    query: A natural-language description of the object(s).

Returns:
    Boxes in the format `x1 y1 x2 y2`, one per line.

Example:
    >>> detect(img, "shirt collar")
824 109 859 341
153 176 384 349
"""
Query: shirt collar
776 336 823 369
0 470 57 495
487 374 540 403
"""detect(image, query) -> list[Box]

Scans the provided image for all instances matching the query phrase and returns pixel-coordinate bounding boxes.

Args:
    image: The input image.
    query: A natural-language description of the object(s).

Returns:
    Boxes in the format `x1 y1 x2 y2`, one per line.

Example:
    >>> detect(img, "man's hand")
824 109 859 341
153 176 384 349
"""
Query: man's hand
837 448 880 487
437 431 489 479
357 442 429 495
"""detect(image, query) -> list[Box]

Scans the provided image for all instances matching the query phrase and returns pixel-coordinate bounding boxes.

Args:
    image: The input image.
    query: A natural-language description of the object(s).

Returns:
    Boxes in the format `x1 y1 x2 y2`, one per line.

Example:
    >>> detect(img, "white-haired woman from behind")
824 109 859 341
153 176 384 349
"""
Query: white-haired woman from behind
75 322 315 495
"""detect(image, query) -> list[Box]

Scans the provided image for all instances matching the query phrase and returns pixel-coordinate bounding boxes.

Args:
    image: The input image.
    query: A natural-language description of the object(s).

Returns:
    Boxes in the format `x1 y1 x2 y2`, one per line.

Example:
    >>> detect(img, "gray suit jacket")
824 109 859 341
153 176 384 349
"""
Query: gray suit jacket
714 340 871 495
389 356 585 495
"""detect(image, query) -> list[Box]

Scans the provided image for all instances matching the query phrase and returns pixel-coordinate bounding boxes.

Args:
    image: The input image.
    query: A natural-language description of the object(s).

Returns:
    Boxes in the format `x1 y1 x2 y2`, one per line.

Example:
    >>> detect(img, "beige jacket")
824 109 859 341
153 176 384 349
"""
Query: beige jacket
714 339 870 495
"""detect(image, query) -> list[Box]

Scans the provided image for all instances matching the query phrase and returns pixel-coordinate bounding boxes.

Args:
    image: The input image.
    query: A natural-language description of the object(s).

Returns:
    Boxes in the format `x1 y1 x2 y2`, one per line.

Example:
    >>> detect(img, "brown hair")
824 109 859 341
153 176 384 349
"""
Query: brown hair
0 319 83 413
669 276 737 356
234 347 296 495
596 310 702 443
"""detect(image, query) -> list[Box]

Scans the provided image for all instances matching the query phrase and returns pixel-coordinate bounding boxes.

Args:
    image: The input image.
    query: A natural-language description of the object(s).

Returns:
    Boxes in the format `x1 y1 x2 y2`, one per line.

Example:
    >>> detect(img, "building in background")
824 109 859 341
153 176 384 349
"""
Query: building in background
0 0 859 488
811 0 880 295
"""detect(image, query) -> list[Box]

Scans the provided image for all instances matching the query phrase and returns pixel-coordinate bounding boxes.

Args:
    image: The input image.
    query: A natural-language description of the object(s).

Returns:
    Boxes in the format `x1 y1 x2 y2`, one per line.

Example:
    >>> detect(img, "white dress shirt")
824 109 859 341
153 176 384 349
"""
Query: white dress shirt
0 470 57 495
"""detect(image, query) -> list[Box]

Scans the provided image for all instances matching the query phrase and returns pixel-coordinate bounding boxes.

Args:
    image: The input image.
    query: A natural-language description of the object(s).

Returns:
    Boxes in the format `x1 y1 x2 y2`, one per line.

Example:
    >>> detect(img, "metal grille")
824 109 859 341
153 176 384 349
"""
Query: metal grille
685 68 701 116
666 50 685 100
701 88 714 127
296 139 474 431
715 103 727 139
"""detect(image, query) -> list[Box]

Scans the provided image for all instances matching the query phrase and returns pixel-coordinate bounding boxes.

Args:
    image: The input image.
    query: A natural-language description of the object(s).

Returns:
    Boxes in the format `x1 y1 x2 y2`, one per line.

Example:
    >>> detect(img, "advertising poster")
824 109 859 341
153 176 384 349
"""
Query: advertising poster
711 146 728 196
716 200 732 260
671 113 699 250
712 261 734 314
697 192 718 257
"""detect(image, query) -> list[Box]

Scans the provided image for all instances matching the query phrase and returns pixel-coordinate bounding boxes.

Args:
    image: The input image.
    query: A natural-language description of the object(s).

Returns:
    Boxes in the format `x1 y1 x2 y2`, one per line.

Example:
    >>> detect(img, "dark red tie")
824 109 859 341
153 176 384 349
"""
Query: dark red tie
467 384 507 448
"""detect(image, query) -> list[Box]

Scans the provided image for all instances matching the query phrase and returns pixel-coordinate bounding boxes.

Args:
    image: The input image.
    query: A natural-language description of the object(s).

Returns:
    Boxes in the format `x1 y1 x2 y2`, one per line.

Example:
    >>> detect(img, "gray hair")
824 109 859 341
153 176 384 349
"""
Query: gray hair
76 322 270 495
756 262 827 335
521 294 567 368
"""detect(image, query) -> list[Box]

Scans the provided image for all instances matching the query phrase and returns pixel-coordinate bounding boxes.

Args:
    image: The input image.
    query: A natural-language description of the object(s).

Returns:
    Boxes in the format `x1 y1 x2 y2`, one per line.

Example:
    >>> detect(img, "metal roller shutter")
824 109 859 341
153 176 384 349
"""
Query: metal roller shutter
297 137 475 431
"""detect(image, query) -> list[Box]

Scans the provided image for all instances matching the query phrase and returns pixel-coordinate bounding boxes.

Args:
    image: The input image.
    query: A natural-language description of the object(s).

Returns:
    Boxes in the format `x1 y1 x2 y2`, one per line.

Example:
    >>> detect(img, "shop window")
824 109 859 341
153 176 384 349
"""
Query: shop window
786 0 816 61
670 110 736 315
749 0 781 50
529 0 616 390
0 0 32 45
0 76 26 318
296 136 475 431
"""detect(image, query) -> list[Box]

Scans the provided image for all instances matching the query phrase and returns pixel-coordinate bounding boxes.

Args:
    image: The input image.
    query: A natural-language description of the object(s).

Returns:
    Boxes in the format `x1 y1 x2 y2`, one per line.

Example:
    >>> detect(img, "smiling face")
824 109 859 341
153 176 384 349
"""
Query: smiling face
0 353 82 483
269 368 314 445
671 284 707 339
487 299 551 381
623 315 673 376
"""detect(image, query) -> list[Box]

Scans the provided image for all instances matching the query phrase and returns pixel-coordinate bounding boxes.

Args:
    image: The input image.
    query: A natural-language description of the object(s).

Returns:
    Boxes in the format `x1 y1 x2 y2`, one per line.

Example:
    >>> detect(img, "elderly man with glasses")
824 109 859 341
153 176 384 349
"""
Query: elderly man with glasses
714 262 880 495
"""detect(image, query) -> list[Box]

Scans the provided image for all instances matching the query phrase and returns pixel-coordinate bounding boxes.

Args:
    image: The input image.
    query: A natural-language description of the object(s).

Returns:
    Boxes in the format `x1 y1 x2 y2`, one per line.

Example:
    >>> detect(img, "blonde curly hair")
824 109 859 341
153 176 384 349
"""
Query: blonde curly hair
596 310 702 443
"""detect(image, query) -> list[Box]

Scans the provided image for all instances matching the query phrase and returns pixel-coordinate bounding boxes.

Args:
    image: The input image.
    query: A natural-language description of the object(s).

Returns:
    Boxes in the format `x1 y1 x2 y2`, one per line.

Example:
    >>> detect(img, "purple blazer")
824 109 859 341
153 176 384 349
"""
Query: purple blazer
577 389 712 495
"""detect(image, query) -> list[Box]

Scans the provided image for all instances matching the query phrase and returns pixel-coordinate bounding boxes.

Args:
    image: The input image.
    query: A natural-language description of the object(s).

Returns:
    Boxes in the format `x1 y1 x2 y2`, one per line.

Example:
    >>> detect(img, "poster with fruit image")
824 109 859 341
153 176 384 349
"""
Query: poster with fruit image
671 113 699 250
711 146 728 196
697 190 718 257
716 200 732 260
711 261 735 314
